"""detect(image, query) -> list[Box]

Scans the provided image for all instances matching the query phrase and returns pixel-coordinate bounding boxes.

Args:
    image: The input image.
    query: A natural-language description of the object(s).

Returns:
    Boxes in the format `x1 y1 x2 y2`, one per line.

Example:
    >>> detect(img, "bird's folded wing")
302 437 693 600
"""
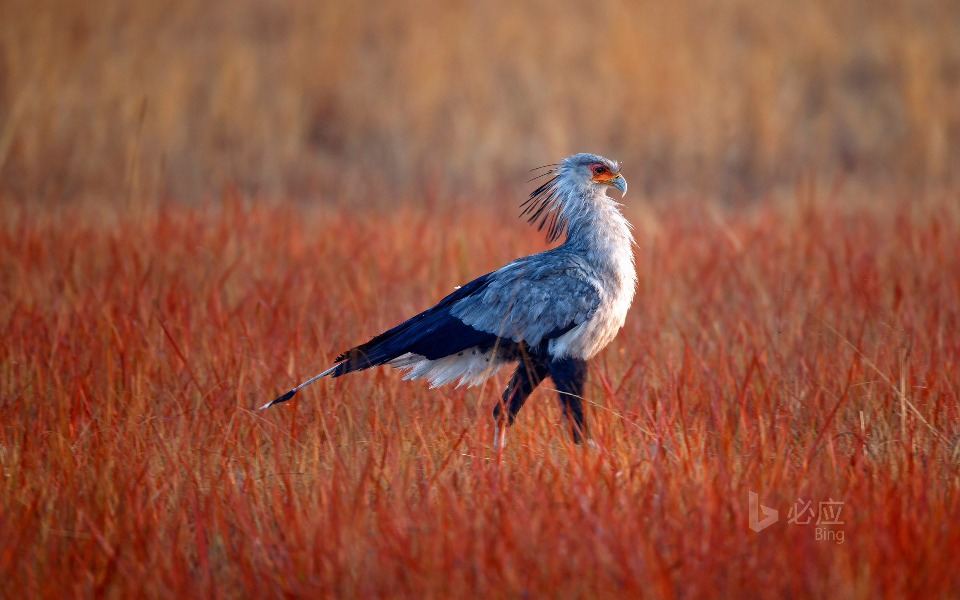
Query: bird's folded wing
451 255 601 347
329 254 600 377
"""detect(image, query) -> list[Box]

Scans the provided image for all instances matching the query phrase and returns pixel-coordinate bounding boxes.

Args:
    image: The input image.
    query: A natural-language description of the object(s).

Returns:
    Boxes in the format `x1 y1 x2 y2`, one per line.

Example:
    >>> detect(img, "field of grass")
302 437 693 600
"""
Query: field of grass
3 0 960 596
2 187 959 597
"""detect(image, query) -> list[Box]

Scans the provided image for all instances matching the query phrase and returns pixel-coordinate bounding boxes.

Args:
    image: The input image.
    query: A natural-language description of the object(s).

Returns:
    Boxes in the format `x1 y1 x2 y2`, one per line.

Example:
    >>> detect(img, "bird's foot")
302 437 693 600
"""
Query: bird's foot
584 439 616 462
493 421 508 452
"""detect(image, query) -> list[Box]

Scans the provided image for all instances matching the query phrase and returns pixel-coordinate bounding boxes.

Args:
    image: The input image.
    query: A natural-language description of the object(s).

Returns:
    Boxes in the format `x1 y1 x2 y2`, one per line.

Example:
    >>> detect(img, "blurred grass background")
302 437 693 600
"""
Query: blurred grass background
1 0 959 203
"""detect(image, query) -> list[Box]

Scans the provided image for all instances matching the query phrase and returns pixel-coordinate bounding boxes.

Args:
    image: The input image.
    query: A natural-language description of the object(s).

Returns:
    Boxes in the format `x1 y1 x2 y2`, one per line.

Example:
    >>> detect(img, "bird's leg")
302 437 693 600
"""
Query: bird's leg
548 357 590 444
493 355 549 449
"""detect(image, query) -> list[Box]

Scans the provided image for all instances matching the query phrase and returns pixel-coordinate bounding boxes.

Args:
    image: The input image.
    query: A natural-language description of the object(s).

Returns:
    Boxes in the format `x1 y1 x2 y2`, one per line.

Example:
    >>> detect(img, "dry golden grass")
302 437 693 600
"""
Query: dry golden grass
2 188 959 596
1 0 959 201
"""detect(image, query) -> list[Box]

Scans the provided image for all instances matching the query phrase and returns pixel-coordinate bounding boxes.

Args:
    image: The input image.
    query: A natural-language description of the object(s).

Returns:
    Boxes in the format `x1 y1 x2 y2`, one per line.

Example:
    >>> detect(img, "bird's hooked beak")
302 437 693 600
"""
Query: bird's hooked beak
610 174 627 197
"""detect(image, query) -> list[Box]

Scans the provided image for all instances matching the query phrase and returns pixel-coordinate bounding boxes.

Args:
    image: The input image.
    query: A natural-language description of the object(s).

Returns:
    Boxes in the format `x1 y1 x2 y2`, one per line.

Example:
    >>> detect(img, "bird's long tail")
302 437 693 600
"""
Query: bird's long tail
258 364 340 410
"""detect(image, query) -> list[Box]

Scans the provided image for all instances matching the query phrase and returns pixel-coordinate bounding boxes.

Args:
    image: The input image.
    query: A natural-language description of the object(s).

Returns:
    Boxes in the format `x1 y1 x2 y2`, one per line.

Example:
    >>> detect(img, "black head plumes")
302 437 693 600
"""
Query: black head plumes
520 166 567 243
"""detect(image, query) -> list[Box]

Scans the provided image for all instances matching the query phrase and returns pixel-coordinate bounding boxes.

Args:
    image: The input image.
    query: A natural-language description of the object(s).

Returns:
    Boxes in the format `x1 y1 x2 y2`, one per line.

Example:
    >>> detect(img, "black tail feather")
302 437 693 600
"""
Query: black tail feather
262 271 499 408
259 388 297 410
330 272 496 376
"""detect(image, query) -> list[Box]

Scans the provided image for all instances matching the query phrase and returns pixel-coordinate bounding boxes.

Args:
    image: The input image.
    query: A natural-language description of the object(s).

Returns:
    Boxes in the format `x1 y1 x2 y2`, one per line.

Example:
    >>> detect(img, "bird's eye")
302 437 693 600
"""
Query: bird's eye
593 166 605 175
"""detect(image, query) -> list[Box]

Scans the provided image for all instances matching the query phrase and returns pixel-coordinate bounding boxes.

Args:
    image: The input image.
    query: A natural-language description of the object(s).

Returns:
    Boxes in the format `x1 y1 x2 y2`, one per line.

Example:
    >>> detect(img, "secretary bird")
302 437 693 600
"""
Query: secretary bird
261 153 636 445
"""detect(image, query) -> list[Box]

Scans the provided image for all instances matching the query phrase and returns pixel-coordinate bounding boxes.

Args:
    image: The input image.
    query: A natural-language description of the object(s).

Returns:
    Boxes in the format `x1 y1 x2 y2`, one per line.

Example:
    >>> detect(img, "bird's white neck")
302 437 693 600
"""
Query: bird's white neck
544 182 638 361
560 186 635 265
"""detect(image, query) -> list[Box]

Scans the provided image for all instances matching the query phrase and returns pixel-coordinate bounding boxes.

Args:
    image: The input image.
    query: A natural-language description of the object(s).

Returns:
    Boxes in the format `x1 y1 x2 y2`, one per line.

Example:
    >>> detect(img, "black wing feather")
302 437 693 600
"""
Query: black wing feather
332 273 498 376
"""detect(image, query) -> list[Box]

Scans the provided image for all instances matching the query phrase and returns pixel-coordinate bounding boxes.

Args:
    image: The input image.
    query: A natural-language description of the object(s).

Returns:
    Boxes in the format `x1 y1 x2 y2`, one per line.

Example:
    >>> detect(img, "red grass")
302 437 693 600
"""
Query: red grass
2 189 959 597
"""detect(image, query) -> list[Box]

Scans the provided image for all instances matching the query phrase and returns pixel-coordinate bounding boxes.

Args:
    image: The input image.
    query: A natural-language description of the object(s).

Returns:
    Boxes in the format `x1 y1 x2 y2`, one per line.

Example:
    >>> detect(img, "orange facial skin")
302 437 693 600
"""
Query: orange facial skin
588 162 619 183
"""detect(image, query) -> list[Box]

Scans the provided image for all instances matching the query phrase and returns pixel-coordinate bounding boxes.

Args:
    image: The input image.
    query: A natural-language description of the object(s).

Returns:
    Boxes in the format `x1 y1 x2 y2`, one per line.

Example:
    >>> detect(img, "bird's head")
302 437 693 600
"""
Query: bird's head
562 153 627 197
521 153 627 242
